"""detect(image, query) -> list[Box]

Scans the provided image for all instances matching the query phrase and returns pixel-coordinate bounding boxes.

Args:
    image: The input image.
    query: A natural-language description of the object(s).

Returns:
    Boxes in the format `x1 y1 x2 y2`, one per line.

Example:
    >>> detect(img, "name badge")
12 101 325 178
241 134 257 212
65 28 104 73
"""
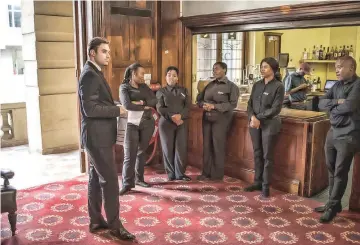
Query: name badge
263 92 269 95
181 93 186 97
130 89 140 93
218 91 224 95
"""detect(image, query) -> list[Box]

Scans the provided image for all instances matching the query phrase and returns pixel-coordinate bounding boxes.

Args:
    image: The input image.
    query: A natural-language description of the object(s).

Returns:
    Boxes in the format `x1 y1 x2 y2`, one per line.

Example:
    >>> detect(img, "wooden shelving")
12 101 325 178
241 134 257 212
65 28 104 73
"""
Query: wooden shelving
302 59 336 64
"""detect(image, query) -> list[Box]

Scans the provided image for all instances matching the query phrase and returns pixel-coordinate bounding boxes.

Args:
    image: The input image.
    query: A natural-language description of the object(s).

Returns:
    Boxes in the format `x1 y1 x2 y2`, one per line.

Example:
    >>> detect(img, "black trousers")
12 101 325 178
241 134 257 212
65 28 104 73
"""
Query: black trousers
86 146 121 230
122 118 155 188
325 130 359 208
158 117 188 179
202 114 232 180
249 126 279 188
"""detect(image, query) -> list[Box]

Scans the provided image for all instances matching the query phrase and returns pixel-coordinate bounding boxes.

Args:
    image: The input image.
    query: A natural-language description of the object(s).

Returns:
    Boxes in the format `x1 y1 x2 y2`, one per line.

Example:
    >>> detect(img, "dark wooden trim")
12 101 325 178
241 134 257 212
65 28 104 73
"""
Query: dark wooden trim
190 16 360 34
73 0 88 174
180 1 360 29
264 32 283 37
92 0 104 37
111 7 152 17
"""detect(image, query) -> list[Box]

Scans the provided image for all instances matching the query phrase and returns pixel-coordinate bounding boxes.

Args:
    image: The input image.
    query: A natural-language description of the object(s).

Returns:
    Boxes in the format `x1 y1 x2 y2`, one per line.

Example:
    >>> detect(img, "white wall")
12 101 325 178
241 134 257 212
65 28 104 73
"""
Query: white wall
182 0 330 17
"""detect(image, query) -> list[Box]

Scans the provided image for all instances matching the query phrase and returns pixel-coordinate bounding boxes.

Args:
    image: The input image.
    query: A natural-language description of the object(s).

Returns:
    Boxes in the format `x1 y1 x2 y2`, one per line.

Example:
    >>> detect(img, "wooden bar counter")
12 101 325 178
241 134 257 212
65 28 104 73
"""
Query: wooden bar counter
188 102 330 197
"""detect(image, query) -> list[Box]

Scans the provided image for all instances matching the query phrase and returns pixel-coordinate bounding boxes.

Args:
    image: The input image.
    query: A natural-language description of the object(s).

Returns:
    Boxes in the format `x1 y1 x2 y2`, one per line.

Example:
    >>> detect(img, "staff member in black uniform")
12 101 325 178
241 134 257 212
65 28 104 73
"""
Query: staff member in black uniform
196 62 240 181
78 37 134 240
119 63 157 195
244 57 285 197
156 66 191 181
315 56 360 223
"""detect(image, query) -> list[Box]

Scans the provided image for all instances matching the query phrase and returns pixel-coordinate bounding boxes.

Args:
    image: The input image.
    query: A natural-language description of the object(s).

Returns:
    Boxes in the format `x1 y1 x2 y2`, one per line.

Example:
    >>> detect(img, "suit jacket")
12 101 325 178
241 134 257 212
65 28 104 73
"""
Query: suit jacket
78 61 120 148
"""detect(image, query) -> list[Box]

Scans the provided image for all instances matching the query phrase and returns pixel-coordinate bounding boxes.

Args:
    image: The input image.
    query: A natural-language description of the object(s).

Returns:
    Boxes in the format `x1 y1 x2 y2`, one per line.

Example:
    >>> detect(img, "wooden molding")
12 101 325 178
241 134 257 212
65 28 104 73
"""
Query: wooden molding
180 1 360 29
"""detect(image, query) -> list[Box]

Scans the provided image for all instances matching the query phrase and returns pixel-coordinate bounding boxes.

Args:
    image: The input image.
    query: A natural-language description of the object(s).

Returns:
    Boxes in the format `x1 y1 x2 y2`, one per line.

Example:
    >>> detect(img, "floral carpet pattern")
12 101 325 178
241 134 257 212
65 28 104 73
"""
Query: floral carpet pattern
1 166 360 245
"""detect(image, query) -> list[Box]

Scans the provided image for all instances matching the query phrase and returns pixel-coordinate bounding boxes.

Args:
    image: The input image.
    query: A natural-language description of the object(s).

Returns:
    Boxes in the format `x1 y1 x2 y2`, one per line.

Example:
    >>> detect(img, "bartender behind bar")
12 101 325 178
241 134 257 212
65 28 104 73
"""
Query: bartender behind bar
284 62 311 110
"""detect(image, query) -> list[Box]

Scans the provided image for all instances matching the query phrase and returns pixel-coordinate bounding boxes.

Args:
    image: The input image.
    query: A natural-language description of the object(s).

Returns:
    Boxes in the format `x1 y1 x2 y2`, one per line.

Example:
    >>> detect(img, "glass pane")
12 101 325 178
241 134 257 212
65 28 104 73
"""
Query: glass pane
14 12 21 27
8 5 12 10
8 11 13 27
14 5 21 10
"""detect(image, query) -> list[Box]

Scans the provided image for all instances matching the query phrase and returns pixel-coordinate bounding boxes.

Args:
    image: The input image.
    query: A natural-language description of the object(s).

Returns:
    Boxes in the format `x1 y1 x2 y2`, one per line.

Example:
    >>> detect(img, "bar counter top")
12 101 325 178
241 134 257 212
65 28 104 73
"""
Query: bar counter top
234 102 327 121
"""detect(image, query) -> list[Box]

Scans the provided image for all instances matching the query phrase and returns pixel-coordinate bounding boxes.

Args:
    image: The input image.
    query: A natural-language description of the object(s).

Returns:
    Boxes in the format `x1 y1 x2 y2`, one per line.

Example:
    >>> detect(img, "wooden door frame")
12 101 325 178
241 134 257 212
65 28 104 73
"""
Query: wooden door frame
179 0 360 212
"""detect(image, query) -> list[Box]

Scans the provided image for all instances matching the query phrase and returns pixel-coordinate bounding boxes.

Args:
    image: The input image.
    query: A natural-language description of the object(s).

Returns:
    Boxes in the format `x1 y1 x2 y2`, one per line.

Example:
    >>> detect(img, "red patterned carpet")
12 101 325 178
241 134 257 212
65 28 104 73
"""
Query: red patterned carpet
2 166 360 245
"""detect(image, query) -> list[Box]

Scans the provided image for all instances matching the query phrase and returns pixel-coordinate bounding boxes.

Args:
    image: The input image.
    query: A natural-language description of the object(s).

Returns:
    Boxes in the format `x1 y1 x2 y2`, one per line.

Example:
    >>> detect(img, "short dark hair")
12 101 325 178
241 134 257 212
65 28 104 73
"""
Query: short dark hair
88 37 109 56
299 62 311 73
337 55 357 71
165 66 179 76
213 62 227 74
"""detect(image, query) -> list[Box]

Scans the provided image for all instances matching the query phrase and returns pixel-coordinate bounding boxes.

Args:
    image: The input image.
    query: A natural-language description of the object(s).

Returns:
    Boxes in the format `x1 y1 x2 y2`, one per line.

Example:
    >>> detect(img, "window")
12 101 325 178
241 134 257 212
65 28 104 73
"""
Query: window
195 32 245 83
8 5 21 28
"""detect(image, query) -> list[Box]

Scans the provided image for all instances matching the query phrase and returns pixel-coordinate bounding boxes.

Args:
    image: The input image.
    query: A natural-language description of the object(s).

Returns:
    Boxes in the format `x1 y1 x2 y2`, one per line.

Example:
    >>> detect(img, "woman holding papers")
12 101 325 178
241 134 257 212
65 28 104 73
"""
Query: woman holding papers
156 66 192 181
119 63 157 195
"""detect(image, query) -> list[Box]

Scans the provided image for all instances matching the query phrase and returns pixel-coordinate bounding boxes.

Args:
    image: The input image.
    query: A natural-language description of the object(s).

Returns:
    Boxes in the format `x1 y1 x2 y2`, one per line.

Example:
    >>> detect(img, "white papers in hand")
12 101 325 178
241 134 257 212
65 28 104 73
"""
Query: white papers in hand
127 111 144 126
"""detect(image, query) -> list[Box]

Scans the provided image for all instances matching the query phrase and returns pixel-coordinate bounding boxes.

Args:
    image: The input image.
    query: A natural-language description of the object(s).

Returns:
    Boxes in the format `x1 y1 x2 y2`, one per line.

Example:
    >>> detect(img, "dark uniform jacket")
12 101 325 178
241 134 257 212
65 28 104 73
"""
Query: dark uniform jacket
318 75 360 140
156 85 191 121
78 61 120 148
247 78 285 135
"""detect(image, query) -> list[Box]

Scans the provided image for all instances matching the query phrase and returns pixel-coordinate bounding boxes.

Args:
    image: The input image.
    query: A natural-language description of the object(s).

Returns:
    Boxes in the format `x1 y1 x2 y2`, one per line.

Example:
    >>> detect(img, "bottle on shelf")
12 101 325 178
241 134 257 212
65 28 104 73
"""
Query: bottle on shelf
349 45 354 57
312 45 316 60
319 45 323 60
334 46 338 59
337 46 342 58
345 46 350 56
302 48 308 60
341 45 346 57
315 46 320 60
330 46 334 60
325 47 330 60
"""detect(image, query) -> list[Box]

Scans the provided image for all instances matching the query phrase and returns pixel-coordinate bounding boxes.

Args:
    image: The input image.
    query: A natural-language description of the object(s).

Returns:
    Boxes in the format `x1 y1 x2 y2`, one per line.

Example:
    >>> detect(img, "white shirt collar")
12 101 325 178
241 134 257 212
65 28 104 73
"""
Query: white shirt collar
88 60 101 71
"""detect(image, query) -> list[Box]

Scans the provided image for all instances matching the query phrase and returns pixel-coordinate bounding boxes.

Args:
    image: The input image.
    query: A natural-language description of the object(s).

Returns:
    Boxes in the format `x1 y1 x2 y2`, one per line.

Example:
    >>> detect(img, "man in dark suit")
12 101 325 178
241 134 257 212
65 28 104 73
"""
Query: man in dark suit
78 37 135 240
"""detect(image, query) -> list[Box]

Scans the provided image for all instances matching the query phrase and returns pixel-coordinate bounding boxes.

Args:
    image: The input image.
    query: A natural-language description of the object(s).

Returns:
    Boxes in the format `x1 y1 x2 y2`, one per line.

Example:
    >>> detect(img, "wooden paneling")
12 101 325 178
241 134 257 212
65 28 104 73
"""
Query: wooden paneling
306 120 330 197
188 106 329 196
102 0 159 100
349 153 360 211
160 1 181 87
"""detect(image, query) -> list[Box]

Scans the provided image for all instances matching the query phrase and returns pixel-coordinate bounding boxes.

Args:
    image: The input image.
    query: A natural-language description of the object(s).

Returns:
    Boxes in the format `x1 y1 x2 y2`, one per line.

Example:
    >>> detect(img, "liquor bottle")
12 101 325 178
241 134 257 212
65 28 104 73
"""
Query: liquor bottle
311 45 316 60
346 46 350 56
319 45 323 60
349 45 354 57
330 46 335 60
337 46 342 58
334 46 338 59
316 46 320 60
341 45 346 57
325 47 330 60
302 48 308 60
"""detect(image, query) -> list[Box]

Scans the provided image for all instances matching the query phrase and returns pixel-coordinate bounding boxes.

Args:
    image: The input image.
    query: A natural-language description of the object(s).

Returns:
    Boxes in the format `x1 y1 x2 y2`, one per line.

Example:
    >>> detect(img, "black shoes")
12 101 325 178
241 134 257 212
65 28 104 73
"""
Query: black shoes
89 222 108 233
314 203 342 213
262 188 270 197
119 186 132 196
168 176 176 181
135 181 151 188
110 225 135 241
178 175 192 181
243 184 262 192
319 207 338 223
196 175 210 181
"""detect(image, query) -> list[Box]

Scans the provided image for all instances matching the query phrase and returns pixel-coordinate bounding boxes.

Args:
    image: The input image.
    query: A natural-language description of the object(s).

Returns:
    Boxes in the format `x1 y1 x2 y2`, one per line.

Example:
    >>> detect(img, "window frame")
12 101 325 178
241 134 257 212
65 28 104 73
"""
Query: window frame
8 4 21 28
